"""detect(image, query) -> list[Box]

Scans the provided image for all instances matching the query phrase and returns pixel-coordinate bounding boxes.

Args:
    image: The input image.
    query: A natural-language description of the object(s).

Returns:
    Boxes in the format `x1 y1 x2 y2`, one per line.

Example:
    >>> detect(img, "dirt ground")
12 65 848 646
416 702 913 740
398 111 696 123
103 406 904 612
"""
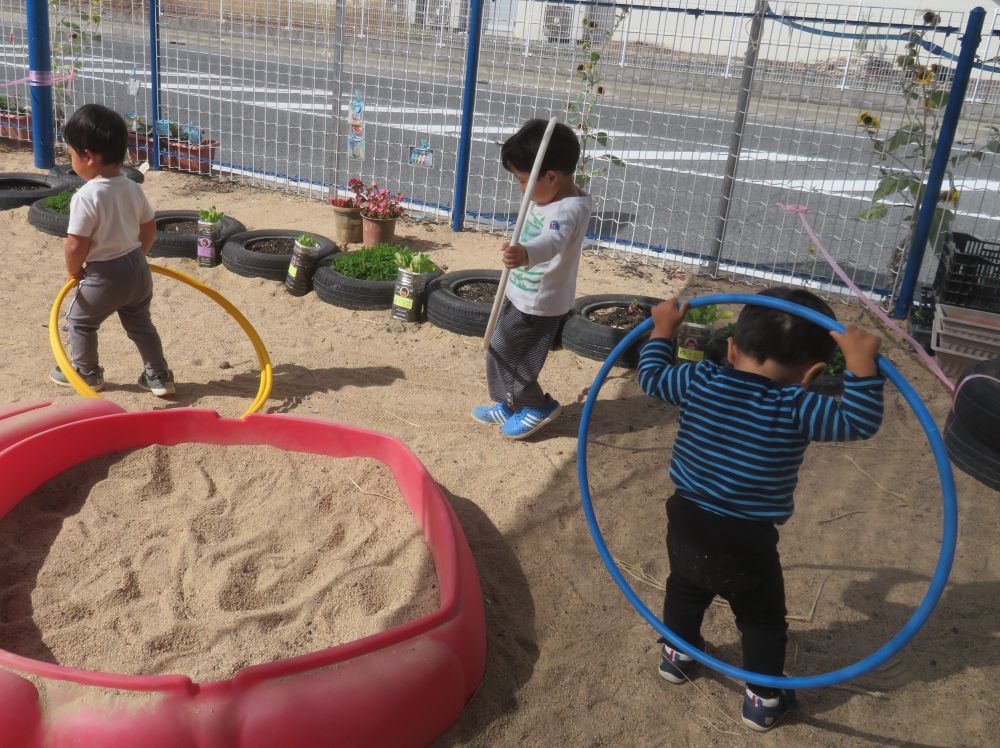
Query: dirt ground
1 145 998 747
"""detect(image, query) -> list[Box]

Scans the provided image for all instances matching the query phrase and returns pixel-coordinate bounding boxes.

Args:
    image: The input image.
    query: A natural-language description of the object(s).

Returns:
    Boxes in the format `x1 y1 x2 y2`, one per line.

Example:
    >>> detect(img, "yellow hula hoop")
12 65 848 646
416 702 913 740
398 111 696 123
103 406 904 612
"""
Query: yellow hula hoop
49 264 273 419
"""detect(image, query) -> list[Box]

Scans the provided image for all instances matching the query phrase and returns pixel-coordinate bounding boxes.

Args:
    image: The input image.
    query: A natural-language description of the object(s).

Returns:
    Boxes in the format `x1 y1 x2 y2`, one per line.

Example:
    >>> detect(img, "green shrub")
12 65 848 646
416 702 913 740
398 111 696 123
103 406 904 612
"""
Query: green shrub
43 190 74 215
825 348 846 376
330 243 411 281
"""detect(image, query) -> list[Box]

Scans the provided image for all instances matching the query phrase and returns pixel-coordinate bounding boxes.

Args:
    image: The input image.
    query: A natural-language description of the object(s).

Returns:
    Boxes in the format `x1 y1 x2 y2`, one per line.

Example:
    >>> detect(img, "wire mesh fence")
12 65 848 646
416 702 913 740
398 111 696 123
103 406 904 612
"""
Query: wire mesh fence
1 0 998 305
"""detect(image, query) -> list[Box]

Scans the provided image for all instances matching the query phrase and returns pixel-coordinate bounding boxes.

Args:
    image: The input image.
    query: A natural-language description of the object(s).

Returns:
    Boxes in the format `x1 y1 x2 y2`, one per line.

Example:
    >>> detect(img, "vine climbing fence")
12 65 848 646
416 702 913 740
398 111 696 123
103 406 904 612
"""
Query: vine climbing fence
2 0 999 308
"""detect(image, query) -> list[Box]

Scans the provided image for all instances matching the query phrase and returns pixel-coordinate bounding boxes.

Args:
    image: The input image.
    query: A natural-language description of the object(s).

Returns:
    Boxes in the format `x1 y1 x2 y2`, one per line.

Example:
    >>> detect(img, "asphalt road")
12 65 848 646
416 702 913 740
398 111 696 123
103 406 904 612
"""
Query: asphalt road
3 24 997 292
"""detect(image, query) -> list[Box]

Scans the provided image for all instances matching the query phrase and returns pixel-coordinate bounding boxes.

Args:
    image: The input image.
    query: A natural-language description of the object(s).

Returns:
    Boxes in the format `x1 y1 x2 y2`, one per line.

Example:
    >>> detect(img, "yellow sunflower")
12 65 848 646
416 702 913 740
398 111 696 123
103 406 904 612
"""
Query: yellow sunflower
857 112 881 130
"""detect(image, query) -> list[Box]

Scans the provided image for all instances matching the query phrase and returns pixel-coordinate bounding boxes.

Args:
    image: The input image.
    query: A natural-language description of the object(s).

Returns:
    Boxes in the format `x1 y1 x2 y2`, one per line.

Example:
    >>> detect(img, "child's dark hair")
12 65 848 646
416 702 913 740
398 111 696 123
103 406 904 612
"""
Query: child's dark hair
733 288 837 366
63 104 128 165
501 119 580 176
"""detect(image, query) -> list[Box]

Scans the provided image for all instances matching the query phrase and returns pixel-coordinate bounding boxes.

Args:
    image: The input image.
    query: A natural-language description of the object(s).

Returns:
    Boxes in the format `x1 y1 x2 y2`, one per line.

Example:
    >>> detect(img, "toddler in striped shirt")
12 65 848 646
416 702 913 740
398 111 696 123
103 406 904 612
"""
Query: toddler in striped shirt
638 287 883 732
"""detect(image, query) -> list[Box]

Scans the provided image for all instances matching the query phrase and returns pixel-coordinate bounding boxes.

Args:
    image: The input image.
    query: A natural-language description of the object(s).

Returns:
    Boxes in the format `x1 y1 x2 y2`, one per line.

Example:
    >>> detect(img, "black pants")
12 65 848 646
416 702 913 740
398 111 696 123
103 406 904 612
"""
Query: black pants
662 494 788 696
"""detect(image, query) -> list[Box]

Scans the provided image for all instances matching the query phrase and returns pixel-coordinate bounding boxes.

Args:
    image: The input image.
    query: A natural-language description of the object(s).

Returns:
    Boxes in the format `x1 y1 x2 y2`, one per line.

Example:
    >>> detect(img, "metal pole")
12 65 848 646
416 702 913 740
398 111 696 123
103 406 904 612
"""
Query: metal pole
840 0 864 91
25 0 54 168
452 0 485 232
708 0 767 276
893 7 986 319
148 0 162 169
329 0 345 191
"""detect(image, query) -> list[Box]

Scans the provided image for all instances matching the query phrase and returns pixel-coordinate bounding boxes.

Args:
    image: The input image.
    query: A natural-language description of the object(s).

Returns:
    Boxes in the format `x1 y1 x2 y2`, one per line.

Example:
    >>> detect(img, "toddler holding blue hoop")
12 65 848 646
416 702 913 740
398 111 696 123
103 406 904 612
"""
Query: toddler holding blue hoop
638 288 883 731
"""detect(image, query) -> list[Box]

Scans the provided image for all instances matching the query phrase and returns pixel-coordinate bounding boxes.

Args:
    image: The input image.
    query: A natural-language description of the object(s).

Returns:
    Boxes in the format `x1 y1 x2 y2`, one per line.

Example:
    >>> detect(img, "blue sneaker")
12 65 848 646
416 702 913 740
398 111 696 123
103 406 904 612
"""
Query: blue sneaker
742 688 797 732
471 402 513 425
50 365 104 391
658 643 699 684
501 399 562 440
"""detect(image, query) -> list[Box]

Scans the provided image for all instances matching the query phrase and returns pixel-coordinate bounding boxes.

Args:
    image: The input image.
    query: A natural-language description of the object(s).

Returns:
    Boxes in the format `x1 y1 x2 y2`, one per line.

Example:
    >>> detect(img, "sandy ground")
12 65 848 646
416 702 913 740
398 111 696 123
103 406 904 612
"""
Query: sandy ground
1 145 998 747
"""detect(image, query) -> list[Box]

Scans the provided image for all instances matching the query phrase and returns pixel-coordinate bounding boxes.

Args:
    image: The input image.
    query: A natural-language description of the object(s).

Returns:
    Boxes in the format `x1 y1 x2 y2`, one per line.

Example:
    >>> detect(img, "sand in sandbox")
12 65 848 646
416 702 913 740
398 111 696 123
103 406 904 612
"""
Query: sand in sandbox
0 445 438 683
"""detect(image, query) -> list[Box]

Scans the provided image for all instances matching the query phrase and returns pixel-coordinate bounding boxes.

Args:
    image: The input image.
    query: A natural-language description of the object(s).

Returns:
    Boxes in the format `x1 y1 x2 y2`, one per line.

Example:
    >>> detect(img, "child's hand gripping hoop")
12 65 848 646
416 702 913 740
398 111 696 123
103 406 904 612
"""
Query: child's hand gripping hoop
576 293 958 689
50 264 273 418
483 116 560 350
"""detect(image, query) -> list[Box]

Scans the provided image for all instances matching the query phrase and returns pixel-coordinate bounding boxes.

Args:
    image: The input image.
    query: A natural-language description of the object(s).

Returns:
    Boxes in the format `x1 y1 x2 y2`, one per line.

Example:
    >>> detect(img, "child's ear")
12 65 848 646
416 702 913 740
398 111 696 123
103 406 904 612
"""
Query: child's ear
727 337 737 365
800 361 826 387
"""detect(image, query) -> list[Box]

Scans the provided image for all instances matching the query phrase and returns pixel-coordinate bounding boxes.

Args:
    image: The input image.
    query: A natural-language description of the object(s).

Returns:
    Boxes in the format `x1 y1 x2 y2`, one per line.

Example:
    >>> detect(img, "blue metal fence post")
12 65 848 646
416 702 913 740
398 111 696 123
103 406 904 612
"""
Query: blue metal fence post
25 0 54 169
148 0 162 169
452 0 485 232
893 7 985 319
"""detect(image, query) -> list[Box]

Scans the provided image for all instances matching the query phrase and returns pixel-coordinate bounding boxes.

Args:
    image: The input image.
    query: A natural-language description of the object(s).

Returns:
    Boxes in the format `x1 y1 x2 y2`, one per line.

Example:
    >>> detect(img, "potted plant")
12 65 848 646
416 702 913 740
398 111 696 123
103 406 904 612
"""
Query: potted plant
313 243 441 310
197 205 225 268
351 180 406 246
810 348 847 397
286 233 324 297
162 120 218 175
908 285 936 354
561 294 664 367
124 113 152 161
676 305 732 364
329 178 365 244
0 96 31 142
391 251 440 322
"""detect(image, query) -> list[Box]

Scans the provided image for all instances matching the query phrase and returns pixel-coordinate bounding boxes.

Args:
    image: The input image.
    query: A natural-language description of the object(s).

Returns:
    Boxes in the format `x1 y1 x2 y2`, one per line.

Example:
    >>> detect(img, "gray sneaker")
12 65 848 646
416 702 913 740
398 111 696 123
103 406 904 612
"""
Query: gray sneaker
138 369 176 397
50 366 104 391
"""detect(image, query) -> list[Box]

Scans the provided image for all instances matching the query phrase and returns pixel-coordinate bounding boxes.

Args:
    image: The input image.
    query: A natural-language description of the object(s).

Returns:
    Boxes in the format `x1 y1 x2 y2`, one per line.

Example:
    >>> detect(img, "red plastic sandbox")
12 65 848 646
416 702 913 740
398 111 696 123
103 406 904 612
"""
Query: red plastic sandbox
0 401 486 747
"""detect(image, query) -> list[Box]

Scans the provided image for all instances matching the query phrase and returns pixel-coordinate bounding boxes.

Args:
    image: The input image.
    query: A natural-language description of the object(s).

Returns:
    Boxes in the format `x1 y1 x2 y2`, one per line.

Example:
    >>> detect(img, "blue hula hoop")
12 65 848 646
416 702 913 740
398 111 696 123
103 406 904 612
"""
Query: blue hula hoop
576 293 958 689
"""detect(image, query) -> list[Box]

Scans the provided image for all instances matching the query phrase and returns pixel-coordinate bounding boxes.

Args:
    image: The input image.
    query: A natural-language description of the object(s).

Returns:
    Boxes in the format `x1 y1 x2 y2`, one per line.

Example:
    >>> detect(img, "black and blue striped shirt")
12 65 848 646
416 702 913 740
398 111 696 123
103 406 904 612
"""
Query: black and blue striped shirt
638 339 884 524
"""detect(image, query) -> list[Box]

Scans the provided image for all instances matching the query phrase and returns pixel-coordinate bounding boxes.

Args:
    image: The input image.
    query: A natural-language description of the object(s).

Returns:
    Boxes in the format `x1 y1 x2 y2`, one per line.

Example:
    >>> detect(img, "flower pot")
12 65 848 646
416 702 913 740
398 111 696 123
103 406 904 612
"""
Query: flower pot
285 239 324 297
676 321 713 363
162 139 218 175
196 219 222 268
361 216 396 247
331 205 363 245
391 267 438 322
0 112 31 142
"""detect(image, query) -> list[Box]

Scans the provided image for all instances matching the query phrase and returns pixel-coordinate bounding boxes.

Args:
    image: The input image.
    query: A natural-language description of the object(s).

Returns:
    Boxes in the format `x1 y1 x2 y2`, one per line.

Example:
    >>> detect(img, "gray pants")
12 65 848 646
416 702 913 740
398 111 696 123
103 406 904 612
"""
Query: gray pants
486 301 563 410
67 248 169 379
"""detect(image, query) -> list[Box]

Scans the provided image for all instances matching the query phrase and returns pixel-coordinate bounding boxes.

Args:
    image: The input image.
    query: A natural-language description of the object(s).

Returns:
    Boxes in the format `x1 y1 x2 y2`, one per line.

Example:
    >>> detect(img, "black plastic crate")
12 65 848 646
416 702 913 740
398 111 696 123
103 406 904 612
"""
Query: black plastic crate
933 232 1000 313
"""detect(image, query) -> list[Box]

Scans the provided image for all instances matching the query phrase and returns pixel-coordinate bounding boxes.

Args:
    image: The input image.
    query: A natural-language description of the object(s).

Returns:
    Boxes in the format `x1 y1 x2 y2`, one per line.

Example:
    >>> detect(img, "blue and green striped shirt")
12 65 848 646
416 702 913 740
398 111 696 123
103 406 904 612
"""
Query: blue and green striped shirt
638 339 884 524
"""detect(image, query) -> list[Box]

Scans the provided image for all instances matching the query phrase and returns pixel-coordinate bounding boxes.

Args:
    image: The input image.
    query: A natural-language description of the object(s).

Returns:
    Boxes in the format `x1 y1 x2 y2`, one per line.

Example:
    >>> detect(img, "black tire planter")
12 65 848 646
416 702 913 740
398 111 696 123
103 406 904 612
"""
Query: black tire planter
807 373 845 397
48 163 145 186
953 357 1000 446
944 411 1000 491
27 196 72 237
314 255 443 310
221 229 337 282
151 210 247 259
426 269 502 337
0 172 72 210
561 294 664 368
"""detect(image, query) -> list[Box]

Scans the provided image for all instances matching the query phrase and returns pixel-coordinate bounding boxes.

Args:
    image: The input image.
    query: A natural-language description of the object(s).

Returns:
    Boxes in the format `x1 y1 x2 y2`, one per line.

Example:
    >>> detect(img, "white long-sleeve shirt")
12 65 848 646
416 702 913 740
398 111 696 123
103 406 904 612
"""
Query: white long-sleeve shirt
505 194 593 316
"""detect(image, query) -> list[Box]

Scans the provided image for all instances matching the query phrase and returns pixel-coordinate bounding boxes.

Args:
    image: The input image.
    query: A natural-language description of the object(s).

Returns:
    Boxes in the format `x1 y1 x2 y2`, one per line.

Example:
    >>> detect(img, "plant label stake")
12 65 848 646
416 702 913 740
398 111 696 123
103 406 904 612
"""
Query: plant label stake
483 116 560 351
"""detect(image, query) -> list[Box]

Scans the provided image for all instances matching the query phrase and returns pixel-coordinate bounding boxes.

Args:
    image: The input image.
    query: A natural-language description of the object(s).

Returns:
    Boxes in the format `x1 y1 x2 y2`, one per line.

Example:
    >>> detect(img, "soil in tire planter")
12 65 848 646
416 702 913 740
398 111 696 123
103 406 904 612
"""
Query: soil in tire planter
0 179 46 190
247 238 294 255
455 281 498 304
161 220 198 235
585 305 650 330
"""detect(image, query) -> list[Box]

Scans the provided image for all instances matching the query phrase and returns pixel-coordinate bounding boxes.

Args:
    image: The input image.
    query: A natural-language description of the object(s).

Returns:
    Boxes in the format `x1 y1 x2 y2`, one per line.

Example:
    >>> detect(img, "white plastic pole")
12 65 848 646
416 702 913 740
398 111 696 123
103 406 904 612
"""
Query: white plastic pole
483 116 559 350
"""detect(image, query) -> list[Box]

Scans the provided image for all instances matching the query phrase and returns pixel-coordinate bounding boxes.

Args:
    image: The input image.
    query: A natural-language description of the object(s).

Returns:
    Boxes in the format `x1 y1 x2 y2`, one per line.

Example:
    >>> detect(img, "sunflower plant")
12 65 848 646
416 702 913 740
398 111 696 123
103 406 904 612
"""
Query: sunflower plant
856 10 1000 295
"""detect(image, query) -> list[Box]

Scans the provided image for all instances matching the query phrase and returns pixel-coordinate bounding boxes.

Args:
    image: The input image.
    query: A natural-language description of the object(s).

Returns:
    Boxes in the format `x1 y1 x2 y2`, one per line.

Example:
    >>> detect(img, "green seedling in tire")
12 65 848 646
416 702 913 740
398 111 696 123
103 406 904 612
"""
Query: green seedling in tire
43 190 74 215
199 205 225 223
295 234 318 247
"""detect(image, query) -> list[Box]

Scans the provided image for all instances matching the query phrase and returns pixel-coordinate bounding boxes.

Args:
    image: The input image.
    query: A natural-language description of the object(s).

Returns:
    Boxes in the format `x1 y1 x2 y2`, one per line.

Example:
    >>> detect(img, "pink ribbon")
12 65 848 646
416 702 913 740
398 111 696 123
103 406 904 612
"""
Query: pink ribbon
775 203 956 393
0 67 74 89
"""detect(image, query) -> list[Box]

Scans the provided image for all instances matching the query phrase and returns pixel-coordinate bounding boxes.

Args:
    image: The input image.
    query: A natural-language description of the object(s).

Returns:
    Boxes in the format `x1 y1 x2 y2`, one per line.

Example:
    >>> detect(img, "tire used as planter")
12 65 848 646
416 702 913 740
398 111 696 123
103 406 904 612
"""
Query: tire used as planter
27 195 73 237
151 210 247 259
562 294 664 368
952 357 1000 447
0 172 72 210
426 269 502 337
221 229 337 282
944 410 1000 491
314 253 442 310
48 163 145 186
